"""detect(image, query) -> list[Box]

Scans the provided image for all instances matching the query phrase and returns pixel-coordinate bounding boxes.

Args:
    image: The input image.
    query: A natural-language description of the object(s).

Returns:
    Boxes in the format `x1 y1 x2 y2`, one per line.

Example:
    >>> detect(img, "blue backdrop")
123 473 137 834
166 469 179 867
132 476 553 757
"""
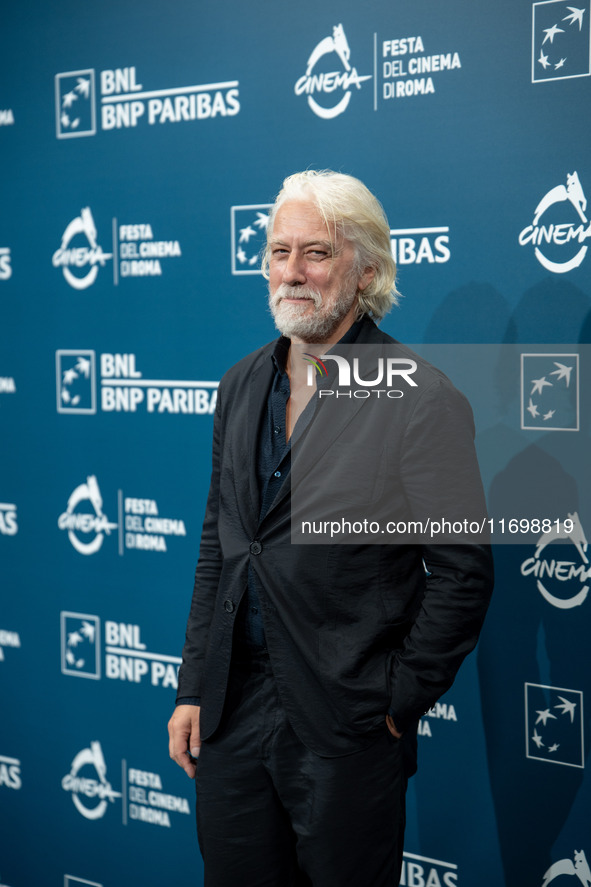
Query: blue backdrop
1 1 590 885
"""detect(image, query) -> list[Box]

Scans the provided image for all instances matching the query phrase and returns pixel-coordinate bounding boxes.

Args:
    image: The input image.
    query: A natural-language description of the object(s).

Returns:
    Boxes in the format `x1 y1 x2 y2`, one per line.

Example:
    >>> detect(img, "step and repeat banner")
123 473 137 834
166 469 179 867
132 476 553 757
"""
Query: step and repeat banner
1 0 590 885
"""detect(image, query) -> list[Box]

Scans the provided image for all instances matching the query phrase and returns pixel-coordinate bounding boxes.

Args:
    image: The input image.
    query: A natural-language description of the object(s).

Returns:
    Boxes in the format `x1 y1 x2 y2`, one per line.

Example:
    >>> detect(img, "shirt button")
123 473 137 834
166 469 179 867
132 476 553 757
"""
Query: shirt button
250 541 262 555
250 606 258 615
223 600 235 613
274 470 281 478
274 425 281 434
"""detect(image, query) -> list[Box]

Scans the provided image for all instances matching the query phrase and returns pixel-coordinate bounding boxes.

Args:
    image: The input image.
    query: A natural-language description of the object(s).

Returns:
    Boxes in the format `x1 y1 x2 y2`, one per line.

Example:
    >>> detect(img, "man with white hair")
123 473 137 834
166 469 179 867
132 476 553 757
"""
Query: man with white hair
169 170 493 886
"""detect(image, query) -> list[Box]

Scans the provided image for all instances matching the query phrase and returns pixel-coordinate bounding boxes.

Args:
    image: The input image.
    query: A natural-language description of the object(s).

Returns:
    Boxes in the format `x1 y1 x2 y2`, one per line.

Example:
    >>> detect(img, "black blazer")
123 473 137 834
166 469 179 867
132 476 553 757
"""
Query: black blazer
177 317 493 756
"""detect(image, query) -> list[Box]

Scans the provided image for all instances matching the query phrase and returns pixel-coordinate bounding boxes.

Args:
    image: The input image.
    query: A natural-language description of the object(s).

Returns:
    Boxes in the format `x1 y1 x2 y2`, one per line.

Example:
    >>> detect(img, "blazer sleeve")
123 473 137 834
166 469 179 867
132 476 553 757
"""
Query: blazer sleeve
176 386 224 700
388 377 494 731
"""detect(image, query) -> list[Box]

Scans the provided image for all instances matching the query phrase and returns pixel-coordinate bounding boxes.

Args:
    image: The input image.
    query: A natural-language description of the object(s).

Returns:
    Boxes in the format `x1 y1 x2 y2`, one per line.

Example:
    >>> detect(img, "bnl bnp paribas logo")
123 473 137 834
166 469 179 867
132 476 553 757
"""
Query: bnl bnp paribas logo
56 350 218 415
55 66 239 138
526 683 585 768
532 0 591 82
521 353 579 430
61 612 181 688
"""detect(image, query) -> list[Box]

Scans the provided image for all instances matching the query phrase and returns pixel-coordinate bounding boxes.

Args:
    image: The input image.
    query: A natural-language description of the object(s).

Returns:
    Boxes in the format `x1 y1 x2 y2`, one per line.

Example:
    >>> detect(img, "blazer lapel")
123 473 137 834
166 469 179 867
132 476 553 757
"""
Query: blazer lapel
245 345 276 521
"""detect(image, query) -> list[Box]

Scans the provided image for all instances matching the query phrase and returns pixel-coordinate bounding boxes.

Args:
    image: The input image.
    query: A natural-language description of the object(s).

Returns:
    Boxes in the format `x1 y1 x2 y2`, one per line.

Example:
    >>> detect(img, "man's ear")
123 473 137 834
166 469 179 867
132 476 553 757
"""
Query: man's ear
358 266 375 293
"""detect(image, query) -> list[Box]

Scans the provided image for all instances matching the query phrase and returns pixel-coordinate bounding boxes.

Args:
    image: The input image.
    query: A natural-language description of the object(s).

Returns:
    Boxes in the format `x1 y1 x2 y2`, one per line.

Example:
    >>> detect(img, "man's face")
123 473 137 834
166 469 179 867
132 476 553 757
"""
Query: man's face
267 200 374 344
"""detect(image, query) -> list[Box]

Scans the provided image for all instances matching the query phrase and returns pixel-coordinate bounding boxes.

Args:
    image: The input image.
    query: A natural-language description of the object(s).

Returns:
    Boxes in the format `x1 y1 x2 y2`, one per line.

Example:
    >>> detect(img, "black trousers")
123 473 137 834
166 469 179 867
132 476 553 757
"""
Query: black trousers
195 658 407 887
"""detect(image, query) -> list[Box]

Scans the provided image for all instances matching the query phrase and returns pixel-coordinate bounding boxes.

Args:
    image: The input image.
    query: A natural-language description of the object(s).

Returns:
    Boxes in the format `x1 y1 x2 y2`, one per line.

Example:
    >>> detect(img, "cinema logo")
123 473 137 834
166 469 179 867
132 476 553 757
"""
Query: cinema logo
295 24 372 119
52 208 112 290
58 477 187 556
58 476 117 556
56 351 218 415
56 66 239 137
541 849 591 885
519 171 591 273
62 741 121 820
520 512 590 609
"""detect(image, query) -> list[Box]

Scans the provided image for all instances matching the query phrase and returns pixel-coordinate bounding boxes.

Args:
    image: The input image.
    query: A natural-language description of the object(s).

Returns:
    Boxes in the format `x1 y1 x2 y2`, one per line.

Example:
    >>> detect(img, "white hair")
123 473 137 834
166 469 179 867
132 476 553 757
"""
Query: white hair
262 170 400 320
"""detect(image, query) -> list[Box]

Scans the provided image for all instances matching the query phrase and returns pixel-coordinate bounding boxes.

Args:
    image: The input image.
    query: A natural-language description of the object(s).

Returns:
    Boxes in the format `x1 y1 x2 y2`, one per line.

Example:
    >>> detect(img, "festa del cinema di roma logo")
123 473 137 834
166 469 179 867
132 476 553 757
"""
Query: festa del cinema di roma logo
58 476 117 556
295 24 372 119
53 210 182 290
519 171 591 273
62 741 121 821
542 849 591 887
521 512 590 609
52 207 112 290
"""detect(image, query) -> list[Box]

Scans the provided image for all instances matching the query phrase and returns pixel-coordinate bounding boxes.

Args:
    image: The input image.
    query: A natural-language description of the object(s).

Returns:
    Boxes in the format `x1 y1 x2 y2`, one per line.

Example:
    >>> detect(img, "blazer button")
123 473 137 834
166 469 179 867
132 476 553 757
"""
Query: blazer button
223 599 235 613
250 541 262 555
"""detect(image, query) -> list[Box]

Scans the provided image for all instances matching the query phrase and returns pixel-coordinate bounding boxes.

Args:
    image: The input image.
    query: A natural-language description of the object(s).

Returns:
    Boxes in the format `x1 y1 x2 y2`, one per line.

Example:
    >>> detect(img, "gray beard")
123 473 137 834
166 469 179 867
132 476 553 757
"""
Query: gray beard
269 283 357 344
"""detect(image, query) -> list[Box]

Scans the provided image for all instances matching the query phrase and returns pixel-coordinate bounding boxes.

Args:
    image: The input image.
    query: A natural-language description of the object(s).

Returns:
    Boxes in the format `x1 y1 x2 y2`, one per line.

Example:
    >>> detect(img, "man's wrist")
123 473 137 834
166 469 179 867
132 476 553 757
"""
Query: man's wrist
176 697 200 706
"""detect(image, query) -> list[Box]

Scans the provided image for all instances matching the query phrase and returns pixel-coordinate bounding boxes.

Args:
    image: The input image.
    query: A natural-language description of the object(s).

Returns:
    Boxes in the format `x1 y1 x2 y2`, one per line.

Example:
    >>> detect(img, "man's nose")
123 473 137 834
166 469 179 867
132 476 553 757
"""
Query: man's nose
283 251 306 285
